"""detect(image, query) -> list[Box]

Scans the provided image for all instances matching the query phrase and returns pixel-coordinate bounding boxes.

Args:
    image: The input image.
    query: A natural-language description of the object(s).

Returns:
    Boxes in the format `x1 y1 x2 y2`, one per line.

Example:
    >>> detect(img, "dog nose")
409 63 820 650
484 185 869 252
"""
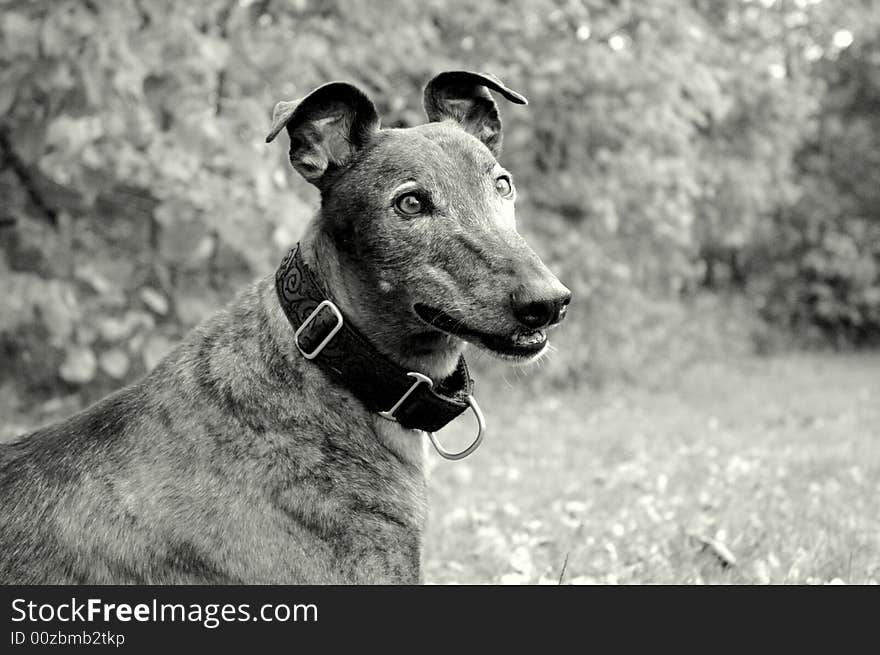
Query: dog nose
511 287 572 329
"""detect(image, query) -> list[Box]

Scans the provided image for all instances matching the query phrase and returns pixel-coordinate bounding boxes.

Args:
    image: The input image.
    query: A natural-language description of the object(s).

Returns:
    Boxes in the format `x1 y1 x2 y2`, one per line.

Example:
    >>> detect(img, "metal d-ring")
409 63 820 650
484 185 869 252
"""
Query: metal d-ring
427 394 485 461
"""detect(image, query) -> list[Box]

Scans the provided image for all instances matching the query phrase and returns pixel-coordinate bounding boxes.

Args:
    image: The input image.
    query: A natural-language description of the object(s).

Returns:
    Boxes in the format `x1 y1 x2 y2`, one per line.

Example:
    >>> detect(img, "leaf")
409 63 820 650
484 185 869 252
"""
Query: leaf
142 335 173 371
567 575 601 585
690 532 737 568
499 572 530 585
0 71 20 116
139 288 169 316
99 348 130 380
753 560 771 584
59 346 97 385
2 12 39 58
508 546 534 578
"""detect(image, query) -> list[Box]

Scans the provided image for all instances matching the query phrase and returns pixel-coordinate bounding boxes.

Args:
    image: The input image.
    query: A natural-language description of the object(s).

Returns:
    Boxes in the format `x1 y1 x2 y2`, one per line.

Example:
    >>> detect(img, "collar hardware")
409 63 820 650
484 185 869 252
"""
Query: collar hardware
275 243 486 459
379 372 434 421
427 394 486 461
294 299 344 360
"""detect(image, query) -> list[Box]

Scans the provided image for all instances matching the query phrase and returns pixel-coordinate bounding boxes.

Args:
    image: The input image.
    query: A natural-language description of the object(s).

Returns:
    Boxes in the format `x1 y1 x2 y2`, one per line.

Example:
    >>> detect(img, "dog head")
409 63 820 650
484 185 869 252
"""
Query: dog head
267 72 570 375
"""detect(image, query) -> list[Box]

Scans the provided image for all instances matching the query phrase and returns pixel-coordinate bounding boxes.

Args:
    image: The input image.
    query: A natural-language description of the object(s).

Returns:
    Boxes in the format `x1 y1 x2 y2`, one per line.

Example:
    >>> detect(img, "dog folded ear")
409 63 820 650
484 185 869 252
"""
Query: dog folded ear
423 71 528 156
266 82 380 186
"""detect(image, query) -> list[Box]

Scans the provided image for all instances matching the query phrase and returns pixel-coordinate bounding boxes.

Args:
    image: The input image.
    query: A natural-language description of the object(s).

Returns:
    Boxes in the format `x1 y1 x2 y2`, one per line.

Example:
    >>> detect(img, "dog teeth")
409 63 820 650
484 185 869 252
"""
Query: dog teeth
514 331 545 346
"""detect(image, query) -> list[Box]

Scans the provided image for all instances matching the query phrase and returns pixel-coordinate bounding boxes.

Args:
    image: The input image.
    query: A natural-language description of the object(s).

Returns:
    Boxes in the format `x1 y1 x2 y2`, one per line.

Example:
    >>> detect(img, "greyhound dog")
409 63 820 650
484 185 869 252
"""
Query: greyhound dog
0 71 570 584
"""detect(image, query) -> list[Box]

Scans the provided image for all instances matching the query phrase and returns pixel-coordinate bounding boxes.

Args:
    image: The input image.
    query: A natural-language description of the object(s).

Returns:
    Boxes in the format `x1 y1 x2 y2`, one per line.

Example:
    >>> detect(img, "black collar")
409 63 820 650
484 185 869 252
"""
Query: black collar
274 244 475 433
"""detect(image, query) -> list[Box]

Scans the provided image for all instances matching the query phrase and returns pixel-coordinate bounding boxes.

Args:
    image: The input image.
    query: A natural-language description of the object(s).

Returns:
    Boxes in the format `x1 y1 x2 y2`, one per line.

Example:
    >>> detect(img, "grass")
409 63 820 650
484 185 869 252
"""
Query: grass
3 350 877 584
422 352 880 584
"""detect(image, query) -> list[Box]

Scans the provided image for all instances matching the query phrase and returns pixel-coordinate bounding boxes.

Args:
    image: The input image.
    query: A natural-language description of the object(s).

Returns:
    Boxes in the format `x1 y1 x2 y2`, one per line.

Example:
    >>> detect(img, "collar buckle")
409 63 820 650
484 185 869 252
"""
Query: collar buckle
294 300 344 360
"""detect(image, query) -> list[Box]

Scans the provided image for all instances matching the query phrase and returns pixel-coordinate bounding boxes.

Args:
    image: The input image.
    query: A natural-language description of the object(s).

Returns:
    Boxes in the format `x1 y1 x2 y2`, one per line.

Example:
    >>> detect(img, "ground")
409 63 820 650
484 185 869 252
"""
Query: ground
3 352 878 584
422 352 880 584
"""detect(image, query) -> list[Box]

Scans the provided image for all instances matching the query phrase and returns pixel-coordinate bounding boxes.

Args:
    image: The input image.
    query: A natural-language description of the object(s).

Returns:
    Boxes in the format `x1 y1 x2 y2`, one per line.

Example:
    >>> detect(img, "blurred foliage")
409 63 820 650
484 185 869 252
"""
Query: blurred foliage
757 27 880 345
1 0 879 407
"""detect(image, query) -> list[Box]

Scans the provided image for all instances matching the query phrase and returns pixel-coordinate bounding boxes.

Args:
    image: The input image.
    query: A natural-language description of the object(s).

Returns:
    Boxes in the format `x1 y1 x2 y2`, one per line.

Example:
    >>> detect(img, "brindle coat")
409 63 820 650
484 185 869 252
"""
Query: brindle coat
0 72 569 583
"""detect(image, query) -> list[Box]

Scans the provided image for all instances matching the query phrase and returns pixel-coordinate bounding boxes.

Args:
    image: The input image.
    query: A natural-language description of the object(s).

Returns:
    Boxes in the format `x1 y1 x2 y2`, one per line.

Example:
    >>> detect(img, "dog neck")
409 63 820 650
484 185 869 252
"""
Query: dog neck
297 221 465 381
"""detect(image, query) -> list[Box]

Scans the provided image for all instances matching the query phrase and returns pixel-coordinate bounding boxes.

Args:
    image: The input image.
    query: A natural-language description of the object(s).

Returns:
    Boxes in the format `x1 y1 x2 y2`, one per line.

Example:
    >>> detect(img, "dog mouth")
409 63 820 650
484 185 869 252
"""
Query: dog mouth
413 303 548 359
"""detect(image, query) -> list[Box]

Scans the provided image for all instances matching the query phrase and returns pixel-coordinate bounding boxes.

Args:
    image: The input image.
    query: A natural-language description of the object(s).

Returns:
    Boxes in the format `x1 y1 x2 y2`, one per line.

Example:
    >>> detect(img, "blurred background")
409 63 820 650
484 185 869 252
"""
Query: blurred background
1 0 878 583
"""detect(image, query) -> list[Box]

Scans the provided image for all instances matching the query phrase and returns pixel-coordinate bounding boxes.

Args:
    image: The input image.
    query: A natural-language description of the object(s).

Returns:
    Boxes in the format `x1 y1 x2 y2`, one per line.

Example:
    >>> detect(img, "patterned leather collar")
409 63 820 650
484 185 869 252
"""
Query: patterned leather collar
274 244 476 436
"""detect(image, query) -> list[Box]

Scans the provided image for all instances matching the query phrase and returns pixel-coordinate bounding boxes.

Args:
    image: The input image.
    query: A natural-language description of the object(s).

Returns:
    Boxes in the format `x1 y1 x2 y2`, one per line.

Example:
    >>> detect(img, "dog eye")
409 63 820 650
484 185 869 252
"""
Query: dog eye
395 193 423 215
495 175 513 197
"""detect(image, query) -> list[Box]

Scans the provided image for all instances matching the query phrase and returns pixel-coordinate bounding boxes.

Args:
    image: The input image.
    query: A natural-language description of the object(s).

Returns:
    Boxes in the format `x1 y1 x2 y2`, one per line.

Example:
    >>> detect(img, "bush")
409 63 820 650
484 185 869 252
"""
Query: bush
756 29 880 346
1 0 879 411
758 202 880 347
